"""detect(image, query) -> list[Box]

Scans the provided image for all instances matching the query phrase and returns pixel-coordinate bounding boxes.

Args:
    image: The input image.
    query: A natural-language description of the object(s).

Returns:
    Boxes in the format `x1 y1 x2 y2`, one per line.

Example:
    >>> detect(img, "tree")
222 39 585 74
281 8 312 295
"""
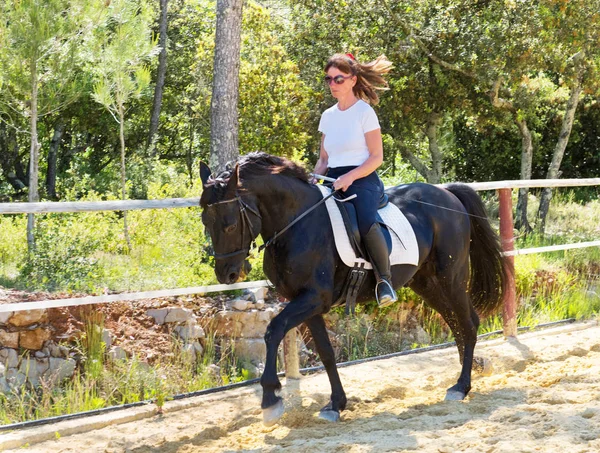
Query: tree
210 0 244 172
91 0 158 251
147 0 169 156
0 0 104 250
535 0 600 231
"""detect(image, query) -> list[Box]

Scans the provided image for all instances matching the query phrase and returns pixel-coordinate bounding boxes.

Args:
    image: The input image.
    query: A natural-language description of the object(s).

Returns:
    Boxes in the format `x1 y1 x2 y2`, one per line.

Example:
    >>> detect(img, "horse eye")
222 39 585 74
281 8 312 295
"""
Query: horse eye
224 223 237 233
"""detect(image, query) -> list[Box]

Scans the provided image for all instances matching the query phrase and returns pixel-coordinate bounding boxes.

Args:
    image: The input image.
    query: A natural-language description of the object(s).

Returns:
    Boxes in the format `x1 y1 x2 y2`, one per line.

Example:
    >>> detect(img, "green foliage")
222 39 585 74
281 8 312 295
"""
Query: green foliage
0 216 26 281
17 213 110 292
90 0 158 120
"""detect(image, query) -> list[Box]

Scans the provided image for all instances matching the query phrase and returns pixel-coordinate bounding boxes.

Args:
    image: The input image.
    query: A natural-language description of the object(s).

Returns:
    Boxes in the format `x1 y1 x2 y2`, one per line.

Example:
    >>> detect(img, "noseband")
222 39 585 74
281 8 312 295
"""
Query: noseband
205 186 340 261
206 193 262 260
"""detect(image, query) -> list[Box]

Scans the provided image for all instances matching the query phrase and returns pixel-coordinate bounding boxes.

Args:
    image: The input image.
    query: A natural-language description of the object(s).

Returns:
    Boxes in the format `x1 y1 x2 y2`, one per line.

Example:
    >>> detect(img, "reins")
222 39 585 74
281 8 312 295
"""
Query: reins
206 188 342 260
257 189 342 253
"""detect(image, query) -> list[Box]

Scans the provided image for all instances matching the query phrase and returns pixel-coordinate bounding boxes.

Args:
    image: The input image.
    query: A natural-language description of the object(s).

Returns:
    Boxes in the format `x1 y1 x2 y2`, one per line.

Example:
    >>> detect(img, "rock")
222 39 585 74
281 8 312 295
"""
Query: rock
5 368 26 389
413 326 431 345
102 329 112 349
146 308 169 325
192 341 204 357
174 323 205 342
46 341 61 358
0 348 19 368
248 287 268 302
164 307 194 323
20 358 48 387
108 346 128 361
8 309 47 327
207 364 221 379
19 328 51 350
0 376 8 394
34 351 47 359
231 299 250 311
0 329 19 349
233 338 267 363
255 300 265 310
0 311 13 324
44 358 76 385
0 362 5 377
181 344 196 363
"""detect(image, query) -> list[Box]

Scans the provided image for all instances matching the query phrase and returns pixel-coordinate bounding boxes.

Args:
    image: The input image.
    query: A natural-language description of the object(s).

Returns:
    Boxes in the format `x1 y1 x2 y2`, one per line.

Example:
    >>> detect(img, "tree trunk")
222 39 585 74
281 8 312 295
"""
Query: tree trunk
536 79 583 233
148 0 169 156
46 120 65 200
210 0 243 173
514 118 533 232
186 120 194 184
28 56 41 253
0 122 27 192
119 104 132 252
424 111 443 184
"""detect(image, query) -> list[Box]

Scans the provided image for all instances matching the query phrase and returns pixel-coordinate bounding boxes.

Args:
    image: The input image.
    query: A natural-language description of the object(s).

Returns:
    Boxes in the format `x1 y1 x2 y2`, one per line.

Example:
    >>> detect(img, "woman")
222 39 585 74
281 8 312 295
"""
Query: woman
312 52 396 307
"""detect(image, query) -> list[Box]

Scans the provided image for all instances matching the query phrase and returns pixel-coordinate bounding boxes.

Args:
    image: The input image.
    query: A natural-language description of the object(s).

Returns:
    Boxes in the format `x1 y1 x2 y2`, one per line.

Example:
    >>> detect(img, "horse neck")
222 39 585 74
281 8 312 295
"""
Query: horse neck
245 174 322 241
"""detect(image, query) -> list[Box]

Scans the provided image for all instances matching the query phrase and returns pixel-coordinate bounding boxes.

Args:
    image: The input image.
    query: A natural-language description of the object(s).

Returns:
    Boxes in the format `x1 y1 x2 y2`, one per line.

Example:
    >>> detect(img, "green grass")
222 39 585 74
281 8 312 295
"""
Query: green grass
0 325 254 425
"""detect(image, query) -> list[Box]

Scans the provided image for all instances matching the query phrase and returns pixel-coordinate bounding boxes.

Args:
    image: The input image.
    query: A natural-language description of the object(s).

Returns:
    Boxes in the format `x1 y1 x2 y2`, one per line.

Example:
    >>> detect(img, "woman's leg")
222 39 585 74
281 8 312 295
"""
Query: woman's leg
329 169 397 307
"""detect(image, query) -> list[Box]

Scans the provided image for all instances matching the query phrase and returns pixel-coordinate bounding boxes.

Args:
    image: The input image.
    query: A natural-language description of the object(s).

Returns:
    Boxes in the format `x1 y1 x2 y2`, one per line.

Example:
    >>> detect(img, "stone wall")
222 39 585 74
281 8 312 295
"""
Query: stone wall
0 287 287 391
0 310 76 393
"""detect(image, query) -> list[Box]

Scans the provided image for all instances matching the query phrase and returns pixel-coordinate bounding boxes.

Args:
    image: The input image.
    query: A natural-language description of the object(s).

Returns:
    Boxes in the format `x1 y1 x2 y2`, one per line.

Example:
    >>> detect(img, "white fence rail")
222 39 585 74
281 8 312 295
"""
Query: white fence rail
0 280 270 313
1 178 599 214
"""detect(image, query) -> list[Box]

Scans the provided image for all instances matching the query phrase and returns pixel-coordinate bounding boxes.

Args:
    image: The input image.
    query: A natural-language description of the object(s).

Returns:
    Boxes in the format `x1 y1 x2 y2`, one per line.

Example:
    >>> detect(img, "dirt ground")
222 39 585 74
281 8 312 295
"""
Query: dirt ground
3 320 600 453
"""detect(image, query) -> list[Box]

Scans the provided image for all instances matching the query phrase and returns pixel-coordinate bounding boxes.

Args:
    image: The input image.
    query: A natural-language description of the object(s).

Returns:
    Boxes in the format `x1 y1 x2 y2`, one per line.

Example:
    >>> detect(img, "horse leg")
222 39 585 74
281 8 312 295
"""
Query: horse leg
304 314 346 422
261 289 321 426
412 272 478 400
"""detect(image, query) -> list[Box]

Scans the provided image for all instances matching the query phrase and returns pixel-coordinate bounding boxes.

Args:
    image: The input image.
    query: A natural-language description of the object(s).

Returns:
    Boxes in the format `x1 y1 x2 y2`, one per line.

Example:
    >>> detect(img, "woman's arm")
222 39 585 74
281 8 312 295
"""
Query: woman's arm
311 135 329 182
333 128 383 191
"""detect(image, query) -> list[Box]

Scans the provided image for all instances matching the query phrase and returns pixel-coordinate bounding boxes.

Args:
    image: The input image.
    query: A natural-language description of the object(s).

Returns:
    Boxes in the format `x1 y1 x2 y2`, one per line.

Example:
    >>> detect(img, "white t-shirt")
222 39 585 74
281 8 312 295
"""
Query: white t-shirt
318 99 380 168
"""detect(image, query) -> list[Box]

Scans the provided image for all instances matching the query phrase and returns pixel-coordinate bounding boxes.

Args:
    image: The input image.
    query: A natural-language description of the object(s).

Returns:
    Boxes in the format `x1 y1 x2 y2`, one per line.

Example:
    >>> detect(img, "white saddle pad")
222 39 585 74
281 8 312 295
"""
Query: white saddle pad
317 185 419 269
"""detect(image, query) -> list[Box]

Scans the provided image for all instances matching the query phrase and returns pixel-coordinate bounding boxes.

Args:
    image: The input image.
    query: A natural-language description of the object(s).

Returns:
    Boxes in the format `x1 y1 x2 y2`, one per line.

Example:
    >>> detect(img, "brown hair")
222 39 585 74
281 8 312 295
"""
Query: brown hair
324 53 393 105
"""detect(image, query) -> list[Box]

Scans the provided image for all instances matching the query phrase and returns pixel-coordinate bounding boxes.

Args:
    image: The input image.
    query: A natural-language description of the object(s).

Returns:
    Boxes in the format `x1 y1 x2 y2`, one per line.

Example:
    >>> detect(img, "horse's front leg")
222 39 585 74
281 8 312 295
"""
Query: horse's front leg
261 289 321 426
305 314 346 422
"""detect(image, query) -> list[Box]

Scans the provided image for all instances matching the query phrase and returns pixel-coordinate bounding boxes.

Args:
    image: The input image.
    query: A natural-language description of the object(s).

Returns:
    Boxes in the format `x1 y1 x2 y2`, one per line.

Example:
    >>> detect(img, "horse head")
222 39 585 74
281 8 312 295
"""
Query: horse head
199 161 261 284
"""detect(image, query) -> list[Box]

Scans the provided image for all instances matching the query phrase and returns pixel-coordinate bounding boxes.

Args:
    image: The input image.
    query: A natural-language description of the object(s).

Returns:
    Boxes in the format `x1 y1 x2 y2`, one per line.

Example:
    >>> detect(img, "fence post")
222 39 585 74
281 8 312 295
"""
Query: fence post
278 296 301 379
498 188 517 337
283 327 301 379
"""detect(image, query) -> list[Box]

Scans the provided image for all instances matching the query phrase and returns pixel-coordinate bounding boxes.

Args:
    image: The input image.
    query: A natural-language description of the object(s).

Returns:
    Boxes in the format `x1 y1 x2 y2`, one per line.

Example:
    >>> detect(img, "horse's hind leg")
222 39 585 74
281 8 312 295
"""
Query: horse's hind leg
411 270 478 400
304 314 346 422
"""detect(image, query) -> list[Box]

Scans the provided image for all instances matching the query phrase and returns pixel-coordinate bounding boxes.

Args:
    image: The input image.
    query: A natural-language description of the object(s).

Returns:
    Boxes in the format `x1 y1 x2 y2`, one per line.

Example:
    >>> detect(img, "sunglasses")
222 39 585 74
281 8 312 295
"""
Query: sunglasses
324 75 353 85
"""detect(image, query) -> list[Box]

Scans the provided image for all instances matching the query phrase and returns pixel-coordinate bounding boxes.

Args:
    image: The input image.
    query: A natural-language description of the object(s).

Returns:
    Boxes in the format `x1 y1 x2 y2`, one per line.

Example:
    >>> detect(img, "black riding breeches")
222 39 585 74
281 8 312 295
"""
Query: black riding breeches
326 166 384 237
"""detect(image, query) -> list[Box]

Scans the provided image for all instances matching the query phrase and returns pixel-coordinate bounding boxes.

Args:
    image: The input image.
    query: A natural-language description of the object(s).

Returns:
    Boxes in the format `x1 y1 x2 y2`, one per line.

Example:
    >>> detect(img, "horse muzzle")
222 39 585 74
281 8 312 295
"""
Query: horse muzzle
216 259 252 284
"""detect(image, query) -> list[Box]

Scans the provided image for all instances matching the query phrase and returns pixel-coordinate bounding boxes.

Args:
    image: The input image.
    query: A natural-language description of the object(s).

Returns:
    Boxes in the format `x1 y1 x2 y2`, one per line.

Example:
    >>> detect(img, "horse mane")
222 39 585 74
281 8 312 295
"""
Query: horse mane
237 152 310 183
201 152 310 205
209 152 310 186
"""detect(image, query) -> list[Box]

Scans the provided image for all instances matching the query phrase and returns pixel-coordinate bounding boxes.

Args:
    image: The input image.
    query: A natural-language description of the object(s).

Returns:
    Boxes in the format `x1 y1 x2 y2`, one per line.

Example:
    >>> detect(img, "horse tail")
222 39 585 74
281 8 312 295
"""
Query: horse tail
444 184 511 317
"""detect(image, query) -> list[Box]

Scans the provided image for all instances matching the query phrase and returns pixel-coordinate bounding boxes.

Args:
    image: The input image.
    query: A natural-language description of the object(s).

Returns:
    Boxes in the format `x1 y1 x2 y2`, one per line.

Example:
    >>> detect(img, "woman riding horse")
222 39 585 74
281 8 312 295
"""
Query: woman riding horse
312 52 396 307
199 151 509 426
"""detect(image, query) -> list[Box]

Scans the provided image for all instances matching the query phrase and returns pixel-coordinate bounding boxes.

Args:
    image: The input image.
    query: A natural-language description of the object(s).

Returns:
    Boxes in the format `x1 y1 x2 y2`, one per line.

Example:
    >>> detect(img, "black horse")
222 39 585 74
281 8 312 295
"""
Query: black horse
200 152 509 426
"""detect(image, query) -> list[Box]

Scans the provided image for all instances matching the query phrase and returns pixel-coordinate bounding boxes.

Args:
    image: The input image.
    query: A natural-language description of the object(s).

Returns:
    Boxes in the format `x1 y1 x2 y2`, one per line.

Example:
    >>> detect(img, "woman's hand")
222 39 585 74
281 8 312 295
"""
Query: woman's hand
333 173 355 192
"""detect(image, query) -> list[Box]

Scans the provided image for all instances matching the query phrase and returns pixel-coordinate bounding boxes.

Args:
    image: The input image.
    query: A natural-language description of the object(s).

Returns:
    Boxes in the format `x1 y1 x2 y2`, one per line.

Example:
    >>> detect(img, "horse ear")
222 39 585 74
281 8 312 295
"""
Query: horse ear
200 162 212 186
225 164 239 194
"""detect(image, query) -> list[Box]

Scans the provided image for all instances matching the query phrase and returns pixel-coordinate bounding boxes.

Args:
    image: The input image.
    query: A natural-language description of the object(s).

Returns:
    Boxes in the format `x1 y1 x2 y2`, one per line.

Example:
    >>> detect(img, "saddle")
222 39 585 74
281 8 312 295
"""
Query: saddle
334 191 392 260
316 185 419 315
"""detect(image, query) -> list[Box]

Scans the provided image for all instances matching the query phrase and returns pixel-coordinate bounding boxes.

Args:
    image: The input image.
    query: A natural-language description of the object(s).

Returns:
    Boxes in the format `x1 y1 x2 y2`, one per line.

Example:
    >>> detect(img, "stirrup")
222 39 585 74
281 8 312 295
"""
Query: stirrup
375 279 397 308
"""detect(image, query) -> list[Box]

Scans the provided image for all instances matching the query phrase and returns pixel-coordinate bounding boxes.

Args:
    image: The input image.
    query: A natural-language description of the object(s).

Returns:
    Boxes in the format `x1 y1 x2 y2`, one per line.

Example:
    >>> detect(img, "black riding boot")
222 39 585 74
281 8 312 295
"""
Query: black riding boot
363 223 397 308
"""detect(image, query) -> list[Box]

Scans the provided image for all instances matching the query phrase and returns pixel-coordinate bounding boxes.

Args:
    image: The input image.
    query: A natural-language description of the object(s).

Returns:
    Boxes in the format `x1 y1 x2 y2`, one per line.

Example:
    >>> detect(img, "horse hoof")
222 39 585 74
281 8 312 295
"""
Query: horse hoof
474 357 494 376
318 409 340 422
262 399 285 427
478 358 494 376
445 389 466 401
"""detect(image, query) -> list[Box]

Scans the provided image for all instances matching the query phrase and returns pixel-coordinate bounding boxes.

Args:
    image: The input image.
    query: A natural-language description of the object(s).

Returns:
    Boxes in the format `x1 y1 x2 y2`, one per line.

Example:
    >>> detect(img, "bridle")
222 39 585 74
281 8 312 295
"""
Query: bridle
205 192 262 260
204 186 340 261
